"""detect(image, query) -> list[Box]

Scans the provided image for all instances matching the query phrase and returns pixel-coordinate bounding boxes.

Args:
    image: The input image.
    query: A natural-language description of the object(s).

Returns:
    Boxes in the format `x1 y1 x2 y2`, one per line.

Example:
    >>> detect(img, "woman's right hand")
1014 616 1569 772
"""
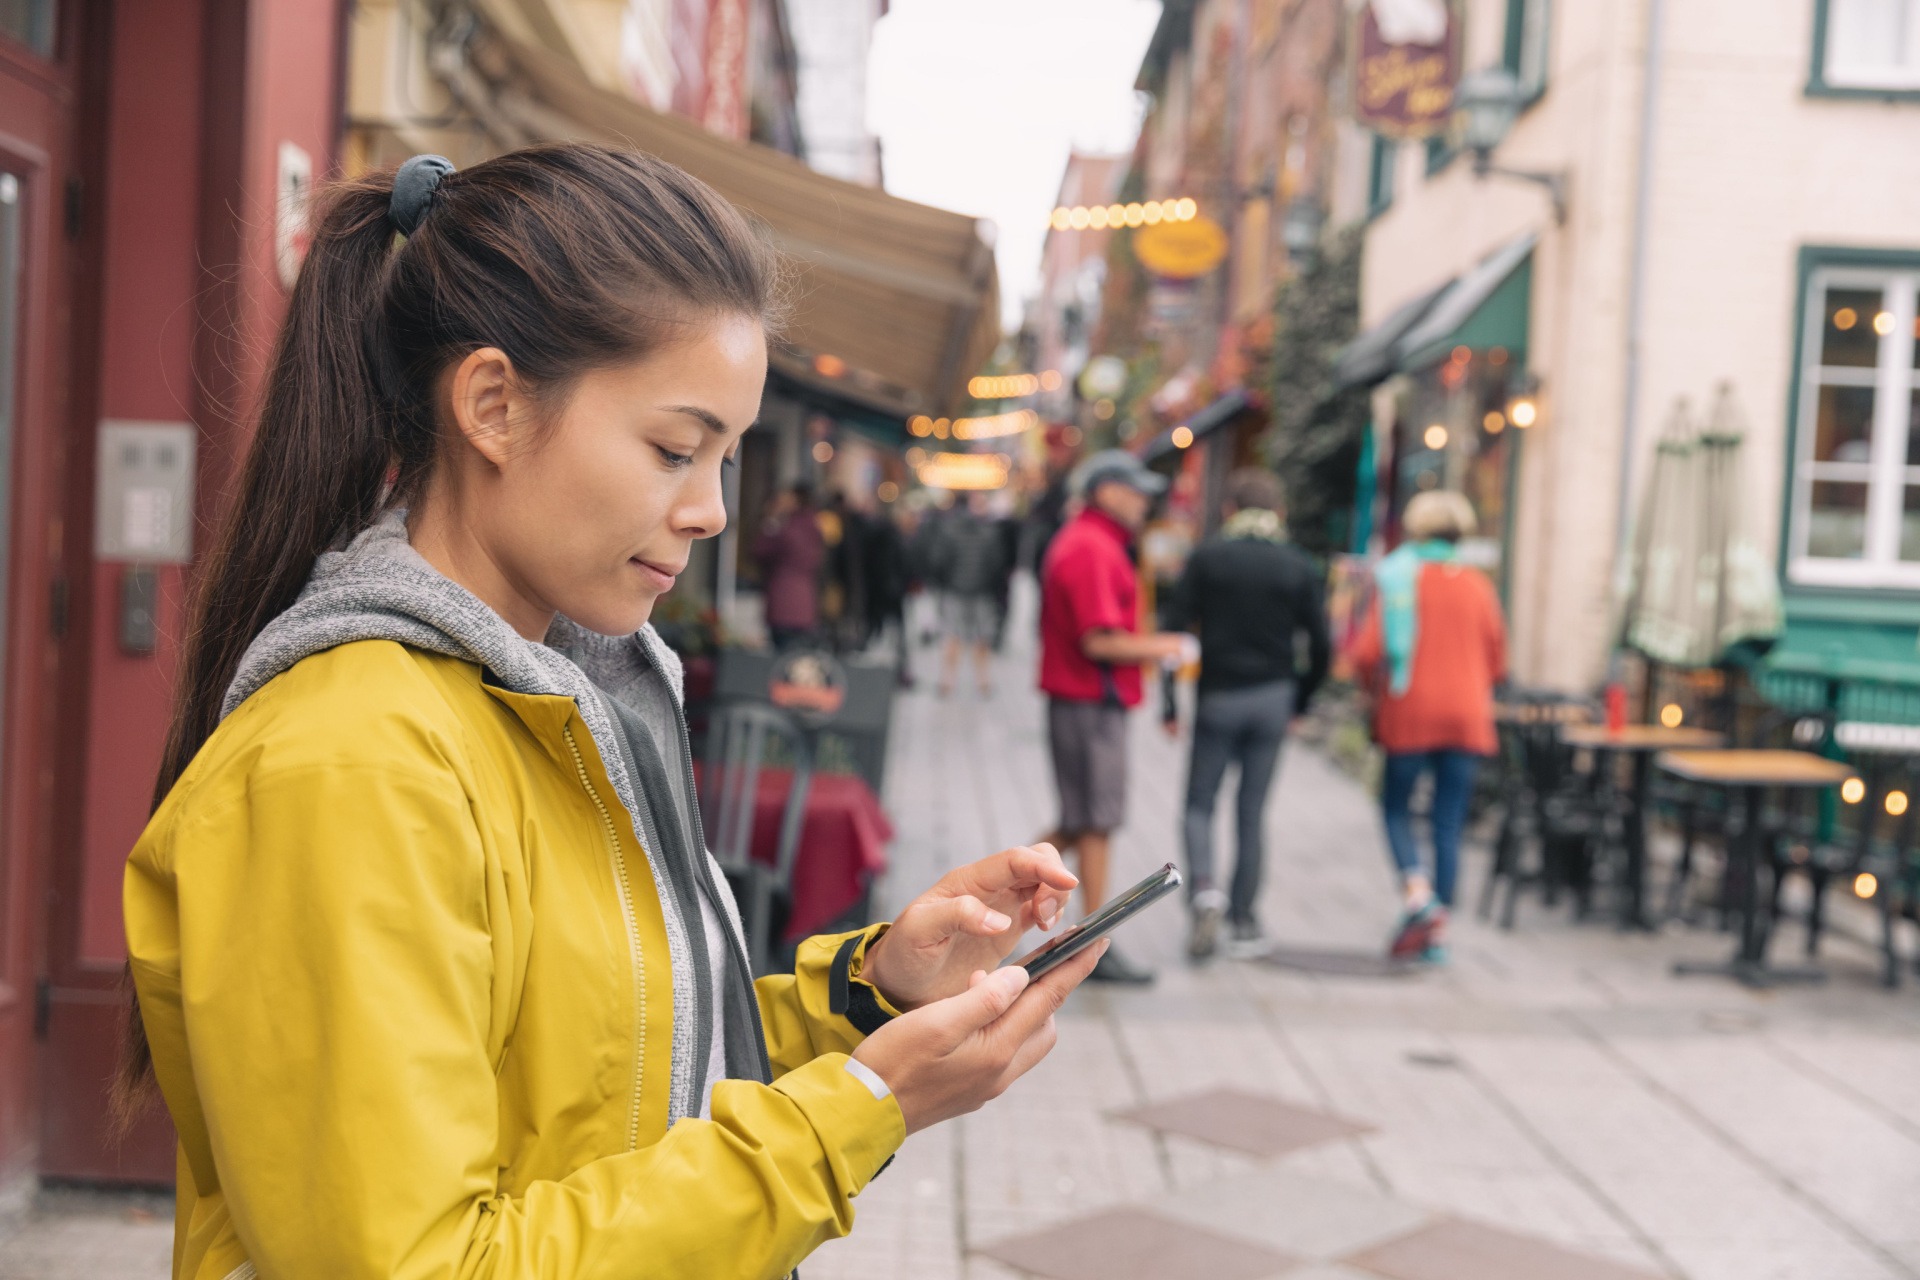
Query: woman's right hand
851 938 1107 1135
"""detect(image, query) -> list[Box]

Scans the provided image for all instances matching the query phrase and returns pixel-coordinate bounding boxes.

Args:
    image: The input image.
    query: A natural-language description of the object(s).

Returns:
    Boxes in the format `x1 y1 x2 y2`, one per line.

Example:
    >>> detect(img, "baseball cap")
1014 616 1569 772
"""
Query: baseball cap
1072 449 1169 499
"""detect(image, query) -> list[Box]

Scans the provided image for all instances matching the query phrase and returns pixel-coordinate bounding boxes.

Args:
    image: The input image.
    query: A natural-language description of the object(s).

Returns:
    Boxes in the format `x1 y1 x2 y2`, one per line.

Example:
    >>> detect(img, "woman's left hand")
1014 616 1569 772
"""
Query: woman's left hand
861 843 1078 1011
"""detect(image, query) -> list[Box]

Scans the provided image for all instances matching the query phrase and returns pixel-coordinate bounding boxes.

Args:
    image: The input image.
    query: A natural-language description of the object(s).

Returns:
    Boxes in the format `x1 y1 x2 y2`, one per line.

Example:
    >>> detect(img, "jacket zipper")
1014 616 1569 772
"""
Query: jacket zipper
640 638 773 1081
563 724 646 1151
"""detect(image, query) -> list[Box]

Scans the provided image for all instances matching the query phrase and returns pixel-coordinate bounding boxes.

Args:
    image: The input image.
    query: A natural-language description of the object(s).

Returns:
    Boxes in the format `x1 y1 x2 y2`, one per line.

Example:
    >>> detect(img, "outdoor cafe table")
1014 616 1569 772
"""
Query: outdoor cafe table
694 763 893 943
1656 748 1857 988
1559 724 1725 929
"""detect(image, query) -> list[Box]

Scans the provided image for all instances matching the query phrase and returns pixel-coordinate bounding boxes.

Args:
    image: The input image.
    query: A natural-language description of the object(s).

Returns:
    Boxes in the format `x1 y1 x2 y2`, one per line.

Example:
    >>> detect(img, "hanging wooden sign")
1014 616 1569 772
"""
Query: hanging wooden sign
1353 0 1460 140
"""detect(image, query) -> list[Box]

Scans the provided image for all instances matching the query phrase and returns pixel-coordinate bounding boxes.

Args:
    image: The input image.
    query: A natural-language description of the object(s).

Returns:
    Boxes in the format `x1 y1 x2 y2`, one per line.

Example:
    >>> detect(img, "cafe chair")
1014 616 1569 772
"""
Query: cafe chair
702 701 815 976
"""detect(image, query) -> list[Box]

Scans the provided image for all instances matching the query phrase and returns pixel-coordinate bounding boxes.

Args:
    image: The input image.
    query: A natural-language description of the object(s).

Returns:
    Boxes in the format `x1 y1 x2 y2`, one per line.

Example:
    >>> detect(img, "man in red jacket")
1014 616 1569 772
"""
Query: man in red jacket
1036 452 1194 984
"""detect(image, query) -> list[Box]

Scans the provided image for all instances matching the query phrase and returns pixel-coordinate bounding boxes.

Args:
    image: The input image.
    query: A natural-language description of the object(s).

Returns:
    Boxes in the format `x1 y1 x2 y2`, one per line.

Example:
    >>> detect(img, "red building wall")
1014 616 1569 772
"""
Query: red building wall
35 0 343 1183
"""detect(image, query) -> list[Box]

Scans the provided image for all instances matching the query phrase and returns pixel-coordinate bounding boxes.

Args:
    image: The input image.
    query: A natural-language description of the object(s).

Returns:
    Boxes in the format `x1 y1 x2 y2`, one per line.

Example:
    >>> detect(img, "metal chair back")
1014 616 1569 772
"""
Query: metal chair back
701 701 815 973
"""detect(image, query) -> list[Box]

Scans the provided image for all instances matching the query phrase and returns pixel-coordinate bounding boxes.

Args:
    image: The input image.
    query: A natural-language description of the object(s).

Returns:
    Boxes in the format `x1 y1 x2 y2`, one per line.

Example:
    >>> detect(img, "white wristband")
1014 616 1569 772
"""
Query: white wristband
844 1057 893 1101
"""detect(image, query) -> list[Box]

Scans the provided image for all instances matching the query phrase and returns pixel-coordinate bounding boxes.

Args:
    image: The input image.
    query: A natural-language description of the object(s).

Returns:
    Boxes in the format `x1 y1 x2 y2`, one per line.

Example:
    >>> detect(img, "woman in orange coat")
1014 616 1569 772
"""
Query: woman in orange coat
1349 492 1507 963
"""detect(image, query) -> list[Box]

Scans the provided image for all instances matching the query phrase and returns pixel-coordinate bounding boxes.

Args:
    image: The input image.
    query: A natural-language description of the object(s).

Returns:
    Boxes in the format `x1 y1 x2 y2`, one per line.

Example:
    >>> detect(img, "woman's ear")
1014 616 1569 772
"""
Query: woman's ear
446 347 527 469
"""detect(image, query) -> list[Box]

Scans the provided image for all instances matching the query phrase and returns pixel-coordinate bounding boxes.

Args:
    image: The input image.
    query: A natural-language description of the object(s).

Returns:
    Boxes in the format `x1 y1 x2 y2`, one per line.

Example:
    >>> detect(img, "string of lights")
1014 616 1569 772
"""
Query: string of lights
967 371 1063 399
1048 198 1198 231
908 409 1039 441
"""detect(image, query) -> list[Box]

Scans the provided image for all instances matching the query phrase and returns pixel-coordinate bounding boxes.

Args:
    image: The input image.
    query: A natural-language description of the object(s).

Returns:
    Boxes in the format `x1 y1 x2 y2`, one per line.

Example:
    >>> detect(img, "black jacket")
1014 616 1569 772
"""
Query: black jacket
1167 533 1331 705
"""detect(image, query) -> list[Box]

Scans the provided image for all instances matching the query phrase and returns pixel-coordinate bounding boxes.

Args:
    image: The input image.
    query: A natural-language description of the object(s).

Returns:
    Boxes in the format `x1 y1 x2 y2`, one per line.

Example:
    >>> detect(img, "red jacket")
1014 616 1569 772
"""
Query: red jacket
1349 561 1507 755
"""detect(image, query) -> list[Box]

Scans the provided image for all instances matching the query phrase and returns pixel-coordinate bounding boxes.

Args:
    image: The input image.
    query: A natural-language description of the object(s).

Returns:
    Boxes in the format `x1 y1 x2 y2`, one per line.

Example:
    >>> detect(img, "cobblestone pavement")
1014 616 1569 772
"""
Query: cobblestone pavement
8 583 1919 1279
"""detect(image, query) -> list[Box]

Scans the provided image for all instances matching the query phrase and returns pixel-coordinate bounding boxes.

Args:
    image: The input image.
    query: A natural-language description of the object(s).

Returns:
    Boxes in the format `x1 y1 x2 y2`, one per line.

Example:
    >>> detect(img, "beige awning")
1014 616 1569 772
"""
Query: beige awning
389 7 999 420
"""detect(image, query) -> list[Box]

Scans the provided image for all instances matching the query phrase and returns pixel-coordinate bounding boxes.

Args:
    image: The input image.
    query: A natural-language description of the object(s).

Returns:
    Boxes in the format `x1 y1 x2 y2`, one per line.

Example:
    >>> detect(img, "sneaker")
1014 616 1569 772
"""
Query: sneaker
1419 942 1450 966
1188 889 1228 961
1389 901 1443 960
1226 917 1268 959
1088 946 1156 985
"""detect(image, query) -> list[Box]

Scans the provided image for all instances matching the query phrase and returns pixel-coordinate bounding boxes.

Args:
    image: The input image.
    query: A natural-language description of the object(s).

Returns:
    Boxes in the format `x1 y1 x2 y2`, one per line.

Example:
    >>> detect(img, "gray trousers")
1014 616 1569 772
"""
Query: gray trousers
1181 679 1295 923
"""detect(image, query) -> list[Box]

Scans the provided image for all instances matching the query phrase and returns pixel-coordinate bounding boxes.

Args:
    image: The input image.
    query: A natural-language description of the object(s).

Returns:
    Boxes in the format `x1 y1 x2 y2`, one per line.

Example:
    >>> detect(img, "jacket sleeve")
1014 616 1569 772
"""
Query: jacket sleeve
1348 596 1384 692
756 924 905 1076
1164 550 1199 633
1482 577 1510 686
1296 568 1332 711
146 760 903 1280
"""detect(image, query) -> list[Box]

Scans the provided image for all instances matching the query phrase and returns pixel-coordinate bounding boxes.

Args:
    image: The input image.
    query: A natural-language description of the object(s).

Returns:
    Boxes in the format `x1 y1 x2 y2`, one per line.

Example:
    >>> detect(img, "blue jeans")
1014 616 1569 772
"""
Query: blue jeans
1382 750 1480 907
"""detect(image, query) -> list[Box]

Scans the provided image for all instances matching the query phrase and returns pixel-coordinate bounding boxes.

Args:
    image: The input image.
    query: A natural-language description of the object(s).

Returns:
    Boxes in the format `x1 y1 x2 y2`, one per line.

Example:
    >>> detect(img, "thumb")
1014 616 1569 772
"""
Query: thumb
925 965 1029 1044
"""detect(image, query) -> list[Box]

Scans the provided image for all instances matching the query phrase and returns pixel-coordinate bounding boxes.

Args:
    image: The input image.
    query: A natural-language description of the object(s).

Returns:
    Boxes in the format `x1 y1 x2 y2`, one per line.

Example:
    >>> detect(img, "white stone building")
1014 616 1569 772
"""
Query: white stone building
1350 0 1920 690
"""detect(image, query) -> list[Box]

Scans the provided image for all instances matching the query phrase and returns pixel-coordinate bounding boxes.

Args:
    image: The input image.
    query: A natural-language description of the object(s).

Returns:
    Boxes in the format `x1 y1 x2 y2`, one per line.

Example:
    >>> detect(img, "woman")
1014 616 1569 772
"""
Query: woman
753 482 826 651
118 146 1101 1280
1349 490 1506 963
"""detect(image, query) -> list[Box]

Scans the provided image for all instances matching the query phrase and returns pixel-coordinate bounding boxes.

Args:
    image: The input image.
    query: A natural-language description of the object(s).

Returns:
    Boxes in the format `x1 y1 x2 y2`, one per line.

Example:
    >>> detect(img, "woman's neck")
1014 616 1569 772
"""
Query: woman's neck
405 498 556 641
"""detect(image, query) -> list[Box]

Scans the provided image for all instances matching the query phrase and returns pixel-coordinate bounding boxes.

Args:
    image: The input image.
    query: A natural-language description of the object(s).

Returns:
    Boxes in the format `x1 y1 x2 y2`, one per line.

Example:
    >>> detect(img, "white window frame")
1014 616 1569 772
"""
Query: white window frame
1823 0 1920 92
1511 0 1552 99
1789 266 1920 588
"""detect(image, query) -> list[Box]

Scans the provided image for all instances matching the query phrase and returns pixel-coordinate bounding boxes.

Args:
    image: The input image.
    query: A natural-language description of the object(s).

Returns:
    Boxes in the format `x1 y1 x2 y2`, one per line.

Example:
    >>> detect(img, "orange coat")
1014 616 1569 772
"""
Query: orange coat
1349 562 1507 755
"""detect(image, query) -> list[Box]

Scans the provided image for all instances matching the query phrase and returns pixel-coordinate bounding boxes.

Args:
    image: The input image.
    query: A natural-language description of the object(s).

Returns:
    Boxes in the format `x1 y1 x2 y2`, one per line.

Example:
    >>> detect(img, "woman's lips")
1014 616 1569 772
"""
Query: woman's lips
632 558 682 591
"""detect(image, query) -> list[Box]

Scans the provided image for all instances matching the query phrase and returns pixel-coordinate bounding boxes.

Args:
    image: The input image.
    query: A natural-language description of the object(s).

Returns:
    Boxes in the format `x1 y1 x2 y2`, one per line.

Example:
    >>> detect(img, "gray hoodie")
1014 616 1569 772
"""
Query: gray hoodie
221 510 768 1123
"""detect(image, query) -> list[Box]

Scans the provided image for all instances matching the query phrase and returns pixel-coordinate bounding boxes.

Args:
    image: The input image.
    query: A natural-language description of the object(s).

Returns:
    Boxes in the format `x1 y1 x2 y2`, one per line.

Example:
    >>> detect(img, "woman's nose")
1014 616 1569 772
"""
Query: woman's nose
673 468 730 539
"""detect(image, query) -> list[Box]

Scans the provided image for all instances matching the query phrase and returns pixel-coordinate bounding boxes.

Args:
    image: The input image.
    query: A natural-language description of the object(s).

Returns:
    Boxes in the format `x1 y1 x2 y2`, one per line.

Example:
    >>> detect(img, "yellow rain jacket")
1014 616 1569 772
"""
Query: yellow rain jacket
124 639 906 1280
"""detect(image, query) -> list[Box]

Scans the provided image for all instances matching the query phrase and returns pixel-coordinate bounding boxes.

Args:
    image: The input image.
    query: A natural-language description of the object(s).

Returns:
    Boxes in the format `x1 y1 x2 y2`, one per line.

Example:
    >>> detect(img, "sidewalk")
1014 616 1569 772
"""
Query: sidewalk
804 580 1920 1280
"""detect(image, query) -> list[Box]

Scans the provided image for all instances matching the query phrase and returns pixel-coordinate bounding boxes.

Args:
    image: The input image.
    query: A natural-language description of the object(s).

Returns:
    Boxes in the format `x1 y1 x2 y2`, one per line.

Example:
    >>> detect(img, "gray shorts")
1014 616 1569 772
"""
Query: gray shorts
940 592 997 644
1047 697 1130 835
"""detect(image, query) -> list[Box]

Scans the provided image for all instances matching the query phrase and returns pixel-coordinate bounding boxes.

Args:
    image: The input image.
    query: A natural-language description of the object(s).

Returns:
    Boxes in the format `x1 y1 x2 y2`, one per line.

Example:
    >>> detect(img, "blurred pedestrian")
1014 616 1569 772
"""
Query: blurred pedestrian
753 482 825 650
1035 451 1194 984
935 492 1010 697
1165 468 1330 961
821 489 871 652
1348 491 1507 964
865 501 915 686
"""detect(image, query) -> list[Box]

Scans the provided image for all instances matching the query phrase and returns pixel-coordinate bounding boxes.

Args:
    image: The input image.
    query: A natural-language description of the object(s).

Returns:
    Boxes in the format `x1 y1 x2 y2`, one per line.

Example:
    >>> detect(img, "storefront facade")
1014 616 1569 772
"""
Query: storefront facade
0 0 346 1187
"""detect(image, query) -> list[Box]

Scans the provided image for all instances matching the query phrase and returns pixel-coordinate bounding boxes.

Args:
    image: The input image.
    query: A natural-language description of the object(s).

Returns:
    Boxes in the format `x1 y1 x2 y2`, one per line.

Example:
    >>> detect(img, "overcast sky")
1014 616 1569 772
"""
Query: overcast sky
867 0 1163 331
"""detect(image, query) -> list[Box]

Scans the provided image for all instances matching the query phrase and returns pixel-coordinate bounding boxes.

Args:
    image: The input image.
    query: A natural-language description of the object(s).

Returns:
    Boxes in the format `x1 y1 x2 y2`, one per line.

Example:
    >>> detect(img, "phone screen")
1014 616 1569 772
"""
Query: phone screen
1011 862 1182 979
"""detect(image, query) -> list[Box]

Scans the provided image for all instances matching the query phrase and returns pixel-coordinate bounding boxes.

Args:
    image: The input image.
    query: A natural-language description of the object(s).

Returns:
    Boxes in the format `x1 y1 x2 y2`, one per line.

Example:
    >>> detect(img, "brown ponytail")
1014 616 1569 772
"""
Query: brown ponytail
113 143 784 1125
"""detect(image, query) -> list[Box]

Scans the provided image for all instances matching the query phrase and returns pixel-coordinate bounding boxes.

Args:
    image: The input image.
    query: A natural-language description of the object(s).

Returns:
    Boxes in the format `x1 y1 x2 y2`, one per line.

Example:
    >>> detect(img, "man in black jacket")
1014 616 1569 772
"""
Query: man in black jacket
1165 468 1331 959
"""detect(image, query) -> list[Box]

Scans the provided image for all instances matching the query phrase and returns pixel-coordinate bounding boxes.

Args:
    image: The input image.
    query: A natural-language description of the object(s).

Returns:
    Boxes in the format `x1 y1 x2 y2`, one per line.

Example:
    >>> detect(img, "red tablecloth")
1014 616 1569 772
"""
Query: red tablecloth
694 765 892 941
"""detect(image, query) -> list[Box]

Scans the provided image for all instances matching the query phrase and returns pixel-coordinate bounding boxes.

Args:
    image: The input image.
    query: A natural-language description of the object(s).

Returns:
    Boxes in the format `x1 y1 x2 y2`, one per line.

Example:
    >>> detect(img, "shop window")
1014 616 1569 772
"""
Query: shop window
1367 136 1396 216
1504 0 1552 101
0 0 55 56
1788 262 1920 586
1816 0 1920 93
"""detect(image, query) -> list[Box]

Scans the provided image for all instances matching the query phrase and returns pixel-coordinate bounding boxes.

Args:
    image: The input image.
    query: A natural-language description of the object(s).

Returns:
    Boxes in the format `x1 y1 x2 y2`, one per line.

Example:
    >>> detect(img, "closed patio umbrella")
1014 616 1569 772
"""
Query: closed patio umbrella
1619 384 1782 666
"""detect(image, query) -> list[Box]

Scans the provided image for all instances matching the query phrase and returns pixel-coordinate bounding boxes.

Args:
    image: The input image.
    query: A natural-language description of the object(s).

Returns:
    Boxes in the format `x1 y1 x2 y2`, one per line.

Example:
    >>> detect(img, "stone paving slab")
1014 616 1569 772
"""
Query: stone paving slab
974 1207 1298 1280
1344 1219 1665 1280
1112 1087 1374 1158
1158 1164 1430 1260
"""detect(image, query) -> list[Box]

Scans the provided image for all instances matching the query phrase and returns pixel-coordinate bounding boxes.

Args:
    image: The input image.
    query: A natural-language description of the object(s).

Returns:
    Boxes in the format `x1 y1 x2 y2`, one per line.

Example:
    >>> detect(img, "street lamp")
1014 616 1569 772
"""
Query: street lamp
1281 197 1325 265
1455 67 1567 225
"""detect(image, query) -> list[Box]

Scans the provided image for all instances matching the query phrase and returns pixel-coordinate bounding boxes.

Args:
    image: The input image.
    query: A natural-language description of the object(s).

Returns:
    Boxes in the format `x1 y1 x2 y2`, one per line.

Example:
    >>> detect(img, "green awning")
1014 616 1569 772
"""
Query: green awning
1766 592 1920 688
1395 232 1536 372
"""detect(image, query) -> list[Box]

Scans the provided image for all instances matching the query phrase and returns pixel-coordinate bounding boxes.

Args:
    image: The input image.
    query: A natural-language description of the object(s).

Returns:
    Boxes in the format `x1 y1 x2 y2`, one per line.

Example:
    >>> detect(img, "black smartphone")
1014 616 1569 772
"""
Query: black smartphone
1011 862 1183 979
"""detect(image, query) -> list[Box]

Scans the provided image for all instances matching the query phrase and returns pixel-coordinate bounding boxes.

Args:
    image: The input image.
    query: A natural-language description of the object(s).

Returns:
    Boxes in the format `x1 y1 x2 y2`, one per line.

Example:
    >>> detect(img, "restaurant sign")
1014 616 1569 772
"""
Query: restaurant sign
1353 0 1459 140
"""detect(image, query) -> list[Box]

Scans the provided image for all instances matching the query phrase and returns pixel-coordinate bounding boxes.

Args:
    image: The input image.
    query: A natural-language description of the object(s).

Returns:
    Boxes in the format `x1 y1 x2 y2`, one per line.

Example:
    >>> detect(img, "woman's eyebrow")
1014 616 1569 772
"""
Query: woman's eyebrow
660 405 731 435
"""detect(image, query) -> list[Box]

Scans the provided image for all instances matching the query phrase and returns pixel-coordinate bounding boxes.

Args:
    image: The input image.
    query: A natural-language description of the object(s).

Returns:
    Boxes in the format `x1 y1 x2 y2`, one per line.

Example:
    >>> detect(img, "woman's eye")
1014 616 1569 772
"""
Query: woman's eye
655 445 695 469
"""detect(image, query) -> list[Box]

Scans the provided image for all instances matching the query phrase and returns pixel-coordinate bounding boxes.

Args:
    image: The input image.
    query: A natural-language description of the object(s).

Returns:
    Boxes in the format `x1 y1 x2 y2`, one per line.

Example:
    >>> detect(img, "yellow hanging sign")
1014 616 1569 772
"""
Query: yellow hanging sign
1132 215 1230 279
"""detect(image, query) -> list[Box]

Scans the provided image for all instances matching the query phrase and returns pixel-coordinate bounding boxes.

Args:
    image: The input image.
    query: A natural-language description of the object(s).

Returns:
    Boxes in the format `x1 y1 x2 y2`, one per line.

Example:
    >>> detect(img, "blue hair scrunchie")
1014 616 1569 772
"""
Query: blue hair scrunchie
389 154 455 237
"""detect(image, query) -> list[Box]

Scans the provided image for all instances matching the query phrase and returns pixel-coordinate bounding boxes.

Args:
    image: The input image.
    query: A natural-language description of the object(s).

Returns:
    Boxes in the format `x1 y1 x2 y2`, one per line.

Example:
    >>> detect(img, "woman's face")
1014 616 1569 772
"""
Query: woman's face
432 313 766 639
